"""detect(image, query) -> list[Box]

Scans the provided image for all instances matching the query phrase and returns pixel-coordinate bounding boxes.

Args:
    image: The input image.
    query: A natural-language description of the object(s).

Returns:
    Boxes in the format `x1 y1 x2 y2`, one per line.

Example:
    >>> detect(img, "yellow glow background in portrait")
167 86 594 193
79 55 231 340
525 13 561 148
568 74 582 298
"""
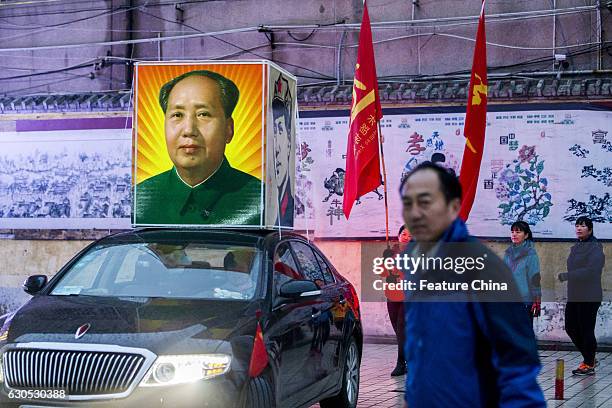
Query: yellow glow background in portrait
135 63 263 183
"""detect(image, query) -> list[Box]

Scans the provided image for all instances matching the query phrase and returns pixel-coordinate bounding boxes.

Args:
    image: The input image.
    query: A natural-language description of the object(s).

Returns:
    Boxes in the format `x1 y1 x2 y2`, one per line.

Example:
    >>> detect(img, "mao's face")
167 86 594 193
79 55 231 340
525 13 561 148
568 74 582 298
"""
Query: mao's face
273 115 290 184
164 76 233 178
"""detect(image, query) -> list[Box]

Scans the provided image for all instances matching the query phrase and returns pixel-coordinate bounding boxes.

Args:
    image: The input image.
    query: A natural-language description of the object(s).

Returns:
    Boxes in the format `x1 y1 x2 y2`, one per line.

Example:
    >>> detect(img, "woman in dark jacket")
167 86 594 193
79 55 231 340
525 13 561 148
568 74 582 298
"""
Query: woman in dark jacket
558 216 605 376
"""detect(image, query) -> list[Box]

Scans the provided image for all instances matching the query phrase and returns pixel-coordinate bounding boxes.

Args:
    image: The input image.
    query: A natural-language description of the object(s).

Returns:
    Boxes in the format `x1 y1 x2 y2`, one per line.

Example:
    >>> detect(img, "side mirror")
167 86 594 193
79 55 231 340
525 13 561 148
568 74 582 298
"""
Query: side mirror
23 275 47 295
279 280 321 299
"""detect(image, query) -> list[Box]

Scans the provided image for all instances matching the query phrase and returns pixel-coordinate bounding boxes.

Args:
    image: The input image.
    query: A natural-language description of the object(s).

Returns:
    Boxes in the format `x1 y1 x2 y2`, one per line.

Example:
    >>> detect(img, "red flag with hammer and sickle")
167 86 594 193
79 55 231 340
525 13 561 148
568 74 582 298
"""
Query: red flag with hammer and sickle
458 0 488 221
343 1 383 219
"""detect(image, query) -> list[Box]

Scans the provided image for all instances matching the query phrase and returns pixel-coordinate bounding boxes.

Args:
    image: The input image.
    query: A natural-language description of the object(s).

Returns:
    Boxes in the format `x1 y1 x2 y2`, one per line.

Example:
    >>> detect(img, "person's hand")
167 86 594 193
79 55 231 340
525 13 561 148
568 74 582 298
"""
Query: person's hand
531 296 541 318
558 272 569 282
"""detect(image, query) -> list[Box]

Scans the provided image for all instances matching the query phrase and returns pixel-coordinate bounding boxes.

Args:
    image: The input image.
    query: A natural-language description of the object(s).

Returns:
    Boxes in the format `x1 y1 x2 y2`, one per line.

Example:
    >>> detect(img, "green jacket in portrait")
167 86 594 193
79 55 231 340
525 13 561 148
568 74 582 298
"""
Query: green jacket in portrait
135 157 262 226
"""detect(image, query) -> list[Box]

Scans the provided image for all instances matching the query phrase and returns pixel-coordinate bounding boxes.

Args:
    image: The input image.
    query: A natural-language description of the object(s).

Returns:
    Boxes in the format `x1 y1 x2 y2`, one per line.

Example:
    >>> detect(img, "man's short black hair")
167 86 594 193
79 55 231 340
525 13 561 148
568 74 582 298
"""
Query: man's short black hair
399 161 462 203
158 70 240 118
575 216 593 231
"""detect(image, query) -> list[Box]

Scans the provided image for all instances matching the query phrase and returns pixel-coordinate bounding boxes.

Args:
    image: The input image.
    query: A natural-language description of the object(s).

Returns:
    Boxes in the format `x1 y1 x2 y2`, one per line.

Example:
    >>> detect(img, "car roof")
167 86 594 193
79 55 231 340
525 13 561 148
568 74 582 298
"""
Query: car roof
96 228 308 248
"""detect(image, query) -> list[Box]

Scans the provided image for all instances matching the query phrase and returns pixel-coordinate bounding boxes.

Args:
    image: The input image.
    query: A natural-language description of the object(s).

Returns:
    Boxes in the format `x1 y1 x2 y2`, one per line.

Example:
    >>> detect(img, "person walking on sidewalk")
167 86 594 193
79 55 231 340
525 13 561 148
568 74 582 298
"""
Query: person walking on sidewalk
382 225 411 376
400 162 545 408
503 221 542 325
558 216 605 376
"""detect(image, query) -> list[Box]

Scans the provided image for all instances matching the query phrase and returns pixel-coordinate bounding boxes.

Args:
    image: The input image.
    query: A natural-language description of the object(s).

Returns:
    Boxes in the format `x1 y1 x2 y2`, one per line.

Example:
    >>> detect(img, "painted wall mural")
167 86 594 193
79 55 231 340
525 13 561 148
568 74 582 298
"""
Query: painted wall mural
0 126 132 229
2 105 609 235
294 106 612 239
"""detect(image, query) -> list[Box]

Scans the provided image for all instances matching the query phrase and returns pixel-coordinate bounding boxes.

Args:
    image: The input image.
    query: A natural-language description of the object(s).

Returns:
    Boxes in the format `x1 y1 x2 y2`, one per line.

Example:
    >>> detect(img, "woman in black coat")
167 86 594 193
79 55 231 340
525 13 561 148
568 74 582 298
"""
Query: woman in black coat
558 216 605 376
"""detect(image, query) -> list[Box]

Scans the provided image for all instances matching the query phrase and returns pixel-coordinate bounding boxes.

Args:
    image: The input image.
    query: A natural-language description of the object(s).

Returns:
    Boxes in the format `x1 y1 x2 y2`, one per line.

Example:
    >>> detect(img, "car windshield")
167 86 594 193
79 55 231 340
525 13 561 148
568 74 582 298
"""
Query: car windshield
50 241 262 300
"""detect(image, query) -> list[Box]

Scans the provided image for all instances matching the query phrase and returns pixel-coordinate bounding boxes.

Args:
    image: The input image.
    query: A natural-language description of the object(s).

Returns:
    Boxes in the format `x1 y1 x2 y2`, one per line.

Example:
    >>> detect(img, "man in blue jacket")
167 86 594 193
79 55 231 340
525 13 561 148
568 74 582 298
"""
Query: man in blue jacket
400 162 545 407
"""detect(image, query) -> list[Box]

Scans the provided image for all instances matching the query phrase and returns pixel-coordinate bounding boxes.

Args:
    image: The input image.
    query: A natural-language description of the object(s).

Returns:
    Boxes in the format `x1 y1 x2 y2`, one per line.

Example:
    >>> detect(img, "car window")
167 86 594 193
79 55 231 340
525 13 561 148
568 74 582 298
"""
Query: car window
114 249 143 284
52 247 110 294
50 242 261 300
290 241 325 288
314 250 335 285
273 242 302 293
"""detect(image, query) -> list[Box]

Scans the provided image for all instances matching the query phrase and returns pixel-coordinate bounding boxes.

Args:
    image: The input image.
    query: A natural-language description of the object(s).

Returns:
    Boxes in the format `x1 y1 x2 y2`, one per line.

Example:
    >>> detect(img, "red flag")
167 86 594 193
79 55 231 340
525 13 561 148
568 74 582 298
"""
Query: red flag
343 1 383 219
248 320 268 377
458 0 488 221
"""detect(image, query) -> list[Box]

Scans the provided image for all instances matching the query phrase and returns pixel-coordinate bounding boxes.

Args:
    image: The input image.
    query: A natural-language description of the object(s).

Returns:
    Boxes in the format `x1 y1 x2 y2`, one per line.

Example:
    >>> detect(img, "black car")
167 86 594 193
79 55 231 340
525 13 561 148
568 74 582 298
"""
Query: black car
0 229 362 408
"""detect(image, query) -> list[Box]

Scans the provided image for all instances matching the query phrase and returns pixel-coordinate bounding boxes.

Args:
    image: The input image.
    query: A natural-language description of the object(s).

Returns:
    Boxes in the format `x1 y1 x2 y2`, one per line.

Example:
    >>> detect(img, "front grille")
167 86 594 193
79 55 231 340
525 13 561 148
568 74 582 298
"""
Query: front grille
3 349 146 395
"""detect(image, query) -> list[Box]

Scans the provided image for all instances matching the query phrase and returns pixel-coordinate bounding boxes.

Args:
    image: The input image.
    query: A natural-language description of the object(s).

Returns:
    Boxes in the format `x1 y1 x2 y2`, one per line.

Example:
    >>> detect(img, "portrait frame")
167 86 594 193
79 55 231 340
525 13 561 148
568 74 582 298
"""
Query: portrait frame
132 61 266 228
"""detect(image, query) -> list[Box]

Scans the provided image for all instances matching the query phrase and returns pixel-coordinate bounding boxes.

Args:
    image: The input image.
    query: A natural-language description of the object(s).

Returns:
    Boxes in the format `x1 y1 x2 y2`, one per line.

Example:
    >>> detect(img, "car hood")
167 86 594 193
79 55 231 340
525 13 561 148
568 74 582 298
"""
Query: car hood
1 295 260 355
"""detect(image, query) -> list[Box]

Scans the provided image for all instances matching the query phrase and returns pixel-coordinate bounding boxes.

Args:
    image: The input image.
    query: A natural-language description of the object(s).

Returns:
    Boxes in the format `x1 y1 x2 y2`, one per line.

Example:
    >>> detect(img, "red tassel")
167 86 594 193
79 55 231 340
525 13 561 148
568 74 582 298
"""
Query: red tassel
248 321 268 377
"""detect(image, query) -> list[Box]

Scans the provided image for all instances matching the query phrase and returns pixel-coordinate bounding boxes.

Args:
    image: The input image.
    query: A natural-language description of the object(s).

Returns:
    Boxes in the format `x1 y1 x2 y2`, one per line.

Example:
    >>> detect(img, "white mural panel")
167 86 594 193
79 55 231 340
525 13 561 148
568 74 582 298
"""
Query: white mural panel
0 129 132 229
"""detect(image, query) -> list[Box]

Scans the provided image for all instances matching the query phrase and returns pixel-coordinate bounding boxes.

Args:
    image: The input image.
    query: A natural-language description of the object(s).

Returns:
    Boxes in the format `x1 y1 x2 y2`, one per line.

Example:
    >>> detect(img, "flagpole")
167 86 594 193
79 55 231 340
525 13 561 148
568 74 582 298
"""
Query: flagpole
377 121 390 244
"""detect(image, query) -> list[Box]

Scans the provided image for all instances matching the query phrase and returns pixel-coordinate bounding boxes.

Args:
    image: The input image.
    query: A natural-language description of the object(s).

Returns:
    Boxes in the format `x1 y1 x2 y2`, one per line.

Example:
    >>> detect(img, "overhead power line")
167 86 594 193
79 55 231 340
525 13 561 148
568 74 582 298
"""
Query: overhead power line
136 9 334 80
0 0 218 16
0 4 599 52
0 6 141 42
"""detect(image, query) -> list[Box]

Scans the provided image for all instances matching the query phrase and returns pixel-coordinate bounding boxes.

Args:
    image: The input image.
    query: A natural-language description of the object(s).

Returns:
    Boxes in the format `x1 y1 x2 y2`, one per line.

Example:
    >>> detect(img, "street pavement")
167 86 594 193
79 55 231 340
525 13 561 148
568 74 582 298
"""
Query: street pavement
312 344 612 407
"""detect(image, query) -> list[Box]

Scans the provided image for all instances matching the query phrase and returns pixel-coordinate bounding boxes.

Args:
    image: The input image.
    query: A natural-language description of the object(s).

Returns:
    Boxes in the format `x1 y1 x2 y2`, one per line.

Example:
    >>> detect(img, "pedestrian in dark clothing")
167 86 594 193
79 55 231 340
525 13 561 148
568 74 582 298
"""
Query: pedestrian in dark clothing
383 225 411 376
400 162 545 408
558 216 605 376
503 221 542 324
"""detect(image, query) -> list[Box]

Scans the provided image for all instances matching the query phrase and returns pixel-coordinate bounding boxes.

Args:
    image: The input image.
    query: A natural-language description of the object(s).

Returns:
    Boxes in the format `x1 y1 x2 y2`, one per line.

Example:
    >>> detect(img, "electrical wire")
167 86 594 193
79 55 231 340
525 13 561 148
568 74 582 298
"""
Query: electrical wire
1 69 97 84
0 9 124 31
375 42 610 81
0 58 100 81
1 41 604 84
0 26 255 52
1 75 90 95
0 4 140 42
0 3 605 86
0 20 186 34
366 33 605 51
136 9 335 80
262 4 598 31
0 4 599 54
0 0 224 17
287 29 316 42
0 0 65 10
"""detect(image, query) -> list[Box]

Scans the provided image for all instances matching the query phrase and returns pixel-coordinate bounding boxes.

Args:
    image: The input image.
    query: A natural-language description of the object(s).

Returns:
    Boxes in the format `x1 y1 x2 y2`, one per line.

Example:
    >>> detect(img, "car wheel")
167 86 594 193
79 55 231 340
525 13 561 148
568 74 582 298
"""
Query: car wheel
320 337 360 408
242 375 275 408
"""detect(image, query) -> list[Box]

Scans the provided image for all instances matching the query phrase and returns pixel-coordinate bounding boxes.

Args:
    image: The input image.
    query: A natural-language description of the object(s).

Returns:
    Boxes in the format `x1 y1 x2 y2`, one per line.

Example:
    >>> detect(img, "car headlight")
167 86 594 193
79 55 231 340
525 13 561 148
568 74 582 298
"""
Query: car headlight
140 354 231 387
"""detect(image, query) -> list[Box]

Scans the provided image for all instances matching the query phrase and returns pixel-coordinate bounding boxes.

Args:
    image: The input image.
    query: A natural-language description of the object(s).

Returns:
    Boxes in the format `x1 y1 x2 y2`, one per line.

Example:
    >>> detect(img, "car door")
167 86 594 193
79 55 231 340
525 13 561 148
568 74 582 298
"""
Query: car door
267 240 319 405
289 241 340 391
311 246 345 386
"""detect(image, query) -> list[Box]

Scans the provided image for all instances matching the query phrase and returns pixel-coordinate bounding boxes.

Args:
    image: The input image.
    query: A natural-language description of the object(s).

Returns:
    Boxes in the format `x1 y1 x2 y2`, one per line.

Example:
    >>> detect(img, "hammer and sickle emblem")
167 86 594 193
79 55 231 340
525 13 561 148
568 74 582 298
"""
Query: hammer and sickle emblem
350 63 376 122
465 137 477 154
471 73 488 106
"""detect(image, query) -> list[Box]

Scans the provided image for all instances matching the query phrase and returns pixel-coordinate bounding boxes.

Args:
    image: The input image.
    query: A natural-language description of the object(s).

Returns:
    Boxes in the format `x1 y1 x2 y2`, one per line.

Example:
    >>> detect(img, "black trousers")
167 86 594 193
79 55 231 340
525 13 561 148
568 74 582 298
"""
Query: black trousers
564 302 601 366
524 304 534 326
387 301 405 362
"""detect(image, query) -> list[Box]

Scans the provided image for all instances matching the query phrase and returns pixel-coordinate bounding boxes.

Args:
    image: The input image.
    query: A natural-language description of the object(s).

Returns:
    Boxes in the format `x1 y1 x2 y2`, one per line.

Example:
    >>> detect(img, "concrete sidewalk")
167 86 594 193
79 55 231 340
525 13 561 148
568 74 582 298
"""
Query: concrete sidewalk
313 344 612 407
